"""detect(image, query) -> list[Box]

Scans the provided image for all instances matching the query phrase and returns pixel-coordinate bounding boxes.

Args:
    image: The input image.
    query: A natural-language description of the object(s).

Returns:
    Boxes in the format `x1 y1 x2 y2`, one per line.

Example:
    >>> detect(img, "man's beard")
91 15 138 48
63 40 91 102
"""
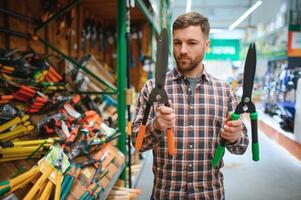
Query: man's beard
175 55 203 73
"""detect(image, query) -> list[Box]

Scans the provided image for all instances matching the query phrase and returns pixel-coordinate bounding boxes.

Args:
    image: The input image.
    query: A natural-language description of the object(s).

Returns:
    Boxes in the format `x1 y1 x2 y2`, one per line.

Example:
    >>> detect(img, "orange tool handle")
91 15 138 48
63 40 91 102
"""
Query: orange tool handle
35 96 48 103
20 85 36 95
46 71 59 82
127 121 132 136
17 90 35 98
135 125 146 151
167 128 175 155
85 110 96 118
0 95 14 100
49 66 63 81
72 94 81 104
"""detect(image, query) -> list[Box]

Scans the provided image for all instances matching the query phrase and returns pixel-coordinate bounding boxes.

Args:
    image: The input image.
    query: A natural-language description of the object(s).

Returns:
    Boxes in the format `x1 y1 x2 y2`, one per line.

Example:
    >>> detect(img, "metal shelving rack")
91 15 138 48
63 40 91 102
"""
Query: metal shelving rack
0 0 172 194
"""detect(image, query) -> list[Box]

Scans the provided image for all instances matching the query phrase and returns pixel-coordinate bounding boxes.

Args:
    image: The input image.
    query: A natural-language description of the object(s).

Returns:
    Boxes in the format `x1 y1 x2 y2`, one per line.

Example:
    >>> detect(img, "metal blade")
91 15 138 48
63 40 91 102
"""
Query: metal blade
242 43 256 99
155 28 169 88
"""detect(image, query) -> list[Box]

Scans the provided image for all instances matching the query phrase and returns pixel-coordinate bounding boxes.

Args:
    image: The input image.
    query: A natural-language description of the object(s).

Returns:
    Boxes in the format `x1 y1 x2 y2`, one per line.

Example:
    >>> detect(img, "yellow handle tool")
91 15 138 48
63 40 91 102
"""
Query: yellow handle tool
10 171 40 193
0 124 34 141
40 180 53 200
0 137 59 148
55 172 63 200
0 145 46 155
0 152 44 158
0 115 30 133
23 164 53 200
0 154 42 162
0 166 39 196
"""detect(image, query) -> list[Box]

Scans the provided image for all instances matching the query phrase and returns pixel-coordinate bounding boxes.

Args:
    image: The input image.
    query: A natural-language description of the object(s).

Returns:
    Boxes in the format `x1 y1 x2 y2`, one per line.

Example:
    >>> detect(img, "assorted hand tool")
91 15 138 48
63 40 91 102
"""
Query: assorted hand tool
135 28 175 155
212 43 259 167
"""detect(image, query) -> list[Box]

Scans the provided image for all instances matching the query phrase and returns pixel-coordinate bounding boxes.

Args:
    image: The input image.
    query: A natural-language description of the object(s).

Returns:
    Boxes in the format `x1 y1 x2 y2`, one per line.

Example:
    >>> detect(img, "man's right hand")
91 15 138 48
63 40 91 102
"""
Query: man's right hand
153 105 175 131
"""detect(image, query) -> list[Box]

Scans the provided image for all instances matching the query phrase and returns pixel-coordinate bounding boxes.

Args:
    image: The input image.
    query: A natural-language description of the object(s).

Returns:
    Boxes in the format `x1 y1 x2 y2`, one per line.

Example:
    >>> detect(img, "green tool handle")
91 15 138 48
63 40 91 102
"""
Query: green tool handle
211 113 240 167
61 176 75 200
250 112 259 161
211 144 225 167
61 174 71 194
87 187 104 200
79 191 89 200
0 180 10 197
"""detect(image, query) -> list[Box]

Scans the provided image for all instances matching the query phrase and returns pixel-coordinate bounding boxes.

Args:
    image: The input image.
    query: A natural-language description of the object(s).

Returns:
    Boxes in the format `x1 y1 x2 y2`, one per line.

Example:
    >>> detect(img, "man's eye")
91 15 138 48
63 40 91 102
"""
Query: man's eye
188 42 197 45
174 41 181 46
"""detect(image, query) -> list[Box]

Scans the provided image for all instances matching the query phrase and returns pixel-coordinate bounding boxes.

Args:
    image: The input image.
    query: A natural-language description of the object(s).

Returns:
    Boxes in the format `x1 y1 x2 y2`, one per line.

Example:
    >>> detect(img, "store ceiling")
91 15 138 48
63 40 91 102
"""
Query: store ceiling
81 0 284 39
171 0 283 39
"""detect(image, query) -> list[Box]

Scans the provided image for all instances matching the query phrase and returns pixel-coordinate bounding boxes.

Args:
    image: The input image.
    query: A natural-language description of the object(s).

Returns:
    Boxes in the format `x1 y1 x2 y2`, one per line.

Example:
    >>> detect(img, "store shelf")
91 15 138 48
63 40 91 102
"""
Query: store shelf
100 162 126 199
257 109 301 162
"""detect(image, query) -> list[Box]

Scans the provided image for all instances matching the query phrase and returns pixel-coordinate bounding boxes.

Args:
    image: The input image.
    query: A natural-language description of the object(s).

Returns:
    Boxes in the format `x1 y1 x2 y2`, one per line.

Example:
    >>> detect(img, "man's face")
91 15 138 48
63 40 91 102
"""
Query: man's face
173 25 210 73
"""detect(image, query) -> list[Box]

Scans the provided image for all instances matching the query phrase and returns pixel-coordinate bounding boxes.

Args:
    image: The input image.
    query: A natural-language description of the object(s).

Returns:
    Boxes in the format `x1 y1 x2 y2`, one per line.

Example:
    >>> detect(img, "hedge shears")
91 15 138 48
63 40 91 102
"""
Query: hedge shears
212 43 259 167
135 28 175 155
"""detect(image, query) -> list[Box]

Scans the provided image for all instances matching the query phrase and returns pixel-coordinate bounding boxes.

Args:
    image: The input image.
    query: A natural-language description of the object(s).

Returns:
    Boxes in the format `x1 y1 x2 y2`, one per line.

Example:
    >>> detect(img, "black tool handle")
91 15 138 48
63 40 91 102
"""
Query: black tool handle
0 142 13 148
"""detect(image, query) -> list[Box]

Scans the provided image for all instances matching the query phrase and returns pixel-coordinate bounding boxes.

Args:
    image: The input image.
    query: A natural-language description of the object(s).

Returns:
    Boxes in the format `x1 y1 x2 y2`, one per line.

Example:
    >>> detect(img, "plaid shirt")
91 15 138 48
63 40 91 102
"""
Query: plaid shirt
132 67 249 200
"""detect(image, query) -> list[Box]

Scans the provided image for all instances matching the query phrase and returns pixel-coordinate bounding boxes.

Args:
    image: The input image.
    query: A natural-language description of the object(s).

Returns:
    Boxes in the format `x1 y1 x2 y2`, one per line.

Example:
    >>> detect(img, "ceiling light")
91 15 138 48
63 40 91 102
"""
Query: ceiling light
186 0 192 13
229 0 262 30
210 29 225 34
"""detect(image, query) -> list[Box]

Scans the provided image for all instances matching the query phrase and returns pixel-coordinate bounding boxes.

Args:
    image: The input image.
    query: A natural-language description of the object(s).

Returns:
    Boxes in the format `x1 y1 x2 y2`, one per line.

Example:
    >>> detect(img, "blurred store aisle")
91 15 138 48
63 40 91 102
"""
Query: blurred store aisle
135 125 301 200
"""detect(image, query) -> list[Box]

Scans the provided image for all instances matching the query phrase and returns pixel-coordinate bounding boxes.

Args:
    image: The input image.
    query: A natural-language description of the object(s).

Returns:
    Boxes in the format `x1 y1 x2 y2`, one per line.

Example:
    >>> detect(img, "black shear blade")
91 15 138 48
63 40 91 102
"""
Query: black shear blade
155 28 169 88
242 43 256 99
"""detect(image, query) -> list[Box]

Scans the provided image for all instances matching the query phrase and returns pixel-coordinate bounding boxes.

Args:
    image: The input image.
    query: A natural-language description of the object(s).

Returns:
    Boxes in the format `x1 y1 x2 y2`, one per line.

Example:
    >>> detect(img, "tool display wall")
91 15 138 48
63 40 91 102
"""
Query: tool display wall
0 0 157 199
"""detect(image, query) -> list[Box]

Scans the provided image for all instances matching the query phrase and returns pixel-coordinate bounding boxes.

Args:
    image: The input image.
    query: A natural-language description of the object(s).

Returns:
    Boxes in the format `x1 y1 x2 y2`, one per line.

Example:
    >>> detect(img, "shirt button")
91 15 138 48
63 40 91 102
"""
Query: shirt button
188 88 191 91
190 105 193 109
189 144 193 149
189 163 192 167
190 125 193 128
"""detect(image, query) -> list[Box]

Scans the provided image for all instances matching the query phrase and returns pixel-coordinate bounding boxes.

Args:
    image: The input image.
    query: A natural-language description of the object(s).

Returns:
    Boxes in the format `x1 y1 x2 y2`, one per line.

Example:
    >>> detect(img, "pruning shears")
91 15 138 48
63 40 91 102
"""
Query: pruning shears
212 43 259 167
134 28 175 155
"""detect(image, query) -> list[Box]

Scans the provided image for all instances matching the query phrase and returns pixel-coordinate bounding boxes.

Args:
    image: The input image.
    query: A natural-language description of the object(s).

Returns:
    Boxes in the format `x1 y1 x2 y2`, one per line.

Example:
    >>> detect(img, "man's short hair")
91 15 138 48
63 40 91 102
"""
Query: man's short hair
173 12 210 38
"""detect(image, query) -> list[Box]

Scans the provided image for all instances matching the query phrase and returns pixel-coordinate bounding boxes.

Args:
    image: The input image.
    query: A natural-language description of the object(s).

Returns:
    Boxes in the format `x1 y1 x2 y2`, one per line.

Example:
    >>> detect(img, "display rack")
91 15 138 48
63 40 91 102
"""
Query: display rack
100 163 126 199
0 1 170 198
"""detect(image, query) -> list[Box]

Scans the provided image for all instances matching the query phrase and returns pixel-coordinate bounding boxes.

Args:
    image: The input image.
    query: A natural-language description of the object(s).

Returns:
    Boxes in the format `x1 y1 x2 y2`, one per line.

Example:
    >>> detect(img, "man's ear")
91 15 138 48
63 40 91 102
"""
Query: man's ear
204 39 210 51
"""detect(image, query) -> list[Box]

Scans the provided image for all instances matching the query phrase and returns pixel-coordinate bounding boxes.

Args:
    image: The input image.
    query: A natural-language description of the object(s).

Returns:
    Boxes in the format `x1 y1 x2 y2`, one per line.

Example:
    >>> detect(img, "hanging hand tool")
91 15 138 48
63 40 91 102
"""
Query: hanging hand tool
212 43 259 167
126 0 134 187
90 19 97 49
97 22 104 54
134 28 175 155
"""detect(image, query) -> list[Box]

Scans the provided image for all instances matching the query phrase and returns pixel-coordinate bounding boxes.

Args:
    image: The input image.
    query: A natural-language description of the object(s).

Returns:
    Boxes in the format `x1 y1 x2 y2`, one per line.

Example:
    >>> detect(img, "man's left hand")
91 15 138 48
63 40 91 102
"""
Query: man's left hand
221 119 244 144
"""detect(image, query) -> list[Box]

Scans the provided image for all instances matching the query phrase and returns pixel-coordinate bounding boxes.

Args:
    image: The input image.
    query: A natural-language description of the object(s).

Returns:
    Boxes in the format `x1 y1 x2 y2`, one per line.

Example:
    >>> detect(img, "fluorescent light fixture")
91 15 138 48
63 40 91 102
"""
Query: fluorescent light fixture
186 0 192 13
229 0 262 30
210 28 225 34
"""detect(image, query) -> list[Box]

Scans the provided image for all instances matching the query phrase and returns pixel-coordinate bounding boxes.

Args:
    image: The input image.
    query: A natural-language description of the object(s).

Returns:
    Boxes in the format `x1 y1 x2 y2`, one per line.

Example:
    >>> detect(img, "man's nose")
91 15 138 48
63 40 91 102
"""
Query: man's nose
180 43 188 55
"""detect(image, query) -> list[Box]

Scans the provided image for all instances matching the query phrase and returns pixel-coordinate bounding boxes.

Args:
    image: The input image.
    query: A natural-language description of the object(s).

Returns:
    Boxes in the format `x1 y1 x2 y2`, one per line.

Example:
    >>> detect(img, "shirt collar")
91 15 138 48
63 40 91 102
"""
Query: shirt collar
172 66 210 82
